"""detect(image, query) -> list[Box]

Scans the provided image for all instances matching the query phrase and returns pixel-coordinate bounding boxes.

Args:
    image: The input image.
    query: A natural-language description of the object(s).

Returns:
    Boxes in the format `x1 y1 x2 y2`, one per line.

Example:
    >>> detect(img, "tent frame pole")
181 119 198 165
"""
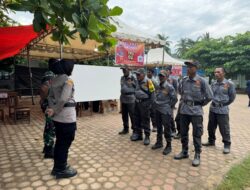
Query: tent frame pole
27 46 35 105
162 47 165 69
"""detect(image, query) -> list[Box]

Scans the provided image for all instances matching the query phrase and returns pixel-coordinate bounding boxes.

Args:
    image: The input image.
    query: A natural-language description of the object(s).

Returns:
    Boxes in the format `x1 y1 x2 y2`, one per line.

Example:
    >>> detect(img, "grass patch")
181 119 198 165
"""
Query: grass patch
217 155 250 190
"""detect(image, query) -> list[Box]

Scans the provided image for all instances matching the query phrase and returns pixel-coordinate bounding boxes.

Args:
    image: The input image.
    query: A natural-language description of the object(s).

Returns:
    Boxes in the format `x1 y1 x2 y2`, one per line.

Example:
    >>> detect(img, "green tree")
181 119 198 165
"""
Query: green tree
156 33 171 54
183 31 250 77
6 0 123 50
175 38 195 58
0 0 19 26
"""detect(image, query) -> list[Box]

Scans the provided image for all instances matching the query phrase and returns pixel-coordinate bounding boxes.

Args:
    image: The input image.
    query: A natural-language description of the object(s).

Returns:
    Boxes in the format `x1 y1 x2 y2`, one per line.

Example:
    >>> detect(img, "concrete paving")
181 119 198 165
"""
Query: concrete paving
0 94 250 190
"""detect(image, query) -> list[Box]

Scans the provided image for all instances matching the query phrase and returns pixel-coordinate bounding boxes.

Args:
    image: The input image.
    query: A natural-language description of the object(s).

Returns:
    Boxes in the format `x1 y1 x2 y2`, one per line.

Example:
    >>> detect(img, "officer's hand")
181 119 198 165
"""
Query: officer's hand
46 108 54 117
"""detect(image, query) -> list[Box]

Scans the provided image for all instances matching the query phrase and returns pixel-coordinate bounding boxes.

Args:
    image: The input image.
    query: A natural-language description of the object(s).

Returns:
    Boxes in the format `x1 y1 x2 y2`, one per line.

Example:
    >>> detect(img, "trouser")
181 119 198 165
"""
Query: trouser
170 110 176 133
43 116 55 147
180 114 203 154
248 94 250 106
150 106 157 129
156 110 172 143
53 121 76 170
121 103 135 131
175 112 181 134
134 101 151 137
207 111 231 146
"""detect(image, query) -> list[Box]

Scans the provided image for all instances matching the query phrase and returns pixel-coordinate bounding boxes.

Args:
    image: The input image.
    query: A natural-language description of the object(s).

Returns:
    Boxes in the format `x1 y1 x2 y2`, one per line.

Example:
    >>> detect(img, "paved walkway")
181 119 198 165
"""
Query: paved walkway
0 95 250 190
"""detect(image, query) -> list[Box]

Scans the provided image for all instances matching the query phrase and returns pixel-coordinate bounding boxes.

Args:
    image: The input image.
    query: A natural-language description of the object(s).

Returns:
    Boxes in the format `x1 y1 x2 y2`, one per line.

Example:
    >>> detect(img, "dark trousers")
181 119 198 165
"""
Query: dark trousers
121 103 135 131
170 111 176 133
156 110 172 143
180 114 203 154
150 106 157 129
207 111 231 146
248 94 250 106
53 121 76 170
175 112 181 134
134 101 151 136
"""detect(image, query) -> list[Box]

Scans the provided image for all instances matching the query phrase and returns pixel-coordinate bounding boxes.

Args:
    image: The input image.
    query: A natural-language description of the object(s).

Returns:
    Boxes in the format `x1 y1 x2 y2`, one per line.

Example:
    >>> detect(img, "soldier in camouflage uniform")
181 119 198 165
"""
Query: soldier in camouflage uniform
40 69 55 159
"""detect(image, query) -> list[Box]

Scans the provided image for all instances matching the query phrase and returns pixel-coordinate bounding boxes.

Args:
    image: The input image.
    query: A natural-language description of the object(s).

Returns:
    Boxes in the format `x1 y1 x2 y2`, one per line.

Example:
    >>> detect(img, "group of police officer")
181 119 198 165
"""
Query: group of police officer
119 60 236 167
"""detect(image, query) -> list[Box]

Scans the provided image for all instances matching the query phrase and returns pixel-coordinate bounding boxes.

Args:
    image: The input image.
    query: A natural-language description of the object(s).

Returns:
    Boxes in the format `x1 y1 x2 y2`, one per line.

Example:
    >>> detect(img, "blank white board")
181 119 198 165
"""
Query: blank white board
71 65 122 102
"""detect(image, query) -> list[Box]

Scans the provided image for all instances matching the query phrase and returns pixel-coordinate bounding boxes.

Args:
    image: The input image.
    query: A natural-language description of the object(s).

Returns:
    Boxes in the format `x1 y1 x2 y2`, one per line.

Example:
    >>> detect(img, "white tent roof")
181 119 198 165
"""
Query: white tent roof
111 19 165 46
145 48 184 66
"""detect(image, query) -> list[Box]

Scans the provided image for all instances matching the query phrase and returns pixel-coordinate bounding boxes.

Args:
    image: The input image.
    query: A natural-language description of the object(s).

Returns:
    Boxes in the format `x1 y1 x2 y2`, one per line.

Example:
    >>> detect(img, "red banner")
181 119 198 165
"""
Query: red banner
171 65 182 76
115 40 144 66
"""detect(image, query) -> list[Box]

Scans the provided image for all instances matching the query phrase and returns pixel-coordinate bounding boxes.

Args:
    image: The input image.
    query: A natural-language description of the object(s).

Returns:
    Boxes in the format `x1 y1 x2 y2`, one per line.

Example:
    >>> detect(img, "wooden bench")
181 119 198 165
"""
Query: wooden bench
14 107 30 124
0 108 4 122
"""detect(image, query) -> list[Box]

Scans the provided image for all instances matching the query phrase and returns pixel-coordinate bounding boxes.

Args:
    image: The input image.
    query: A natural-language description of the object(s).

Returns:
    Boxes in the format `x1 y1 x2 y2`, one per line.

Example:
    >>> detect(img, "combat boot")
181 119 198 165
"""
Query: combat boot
118 128 129 135
174 150 189 160
223 144 230 154
152 127 157 132
192 153 200 167
163 142 172 155
173 132 181 139
130 133 143 141
143 135 150 145
52 166 77 179
151 142 163 150
202 141 215 146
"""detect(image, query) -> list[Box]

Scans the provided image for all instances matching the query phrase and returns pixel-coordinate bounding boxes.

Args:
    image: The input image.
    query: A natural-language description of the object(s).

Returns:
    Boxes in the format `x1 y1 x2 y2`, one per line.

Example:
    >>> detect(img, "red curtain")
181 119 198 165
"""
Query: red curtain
0 25 39 60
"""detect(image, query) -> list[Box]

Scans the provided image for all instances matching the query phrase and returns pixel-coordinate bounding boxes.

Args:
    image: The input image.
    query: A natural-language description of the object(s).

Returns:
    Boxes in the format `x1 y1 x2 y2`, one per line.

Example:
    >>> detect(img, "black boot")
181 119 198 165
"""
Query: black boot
118 128 129 135
130 133 143 141
151 142 163 150
192 153 200 167
174 150 189 160
173 132 181 139
223 144 230 154
163 142 172 155
202 141 215 146
52 166 77 179
44 145 54 159
144 135 150 145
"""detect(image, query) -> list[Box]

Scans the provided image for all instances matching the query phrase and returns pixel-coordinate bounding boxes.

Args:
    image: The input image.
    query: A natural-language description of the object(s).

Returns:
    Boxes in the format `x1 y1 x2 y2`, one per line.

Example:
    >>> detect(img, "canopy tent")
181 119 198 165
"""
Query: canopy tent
0 18 165 61
111 18 165 47
145 48 184 66
0 25 40 60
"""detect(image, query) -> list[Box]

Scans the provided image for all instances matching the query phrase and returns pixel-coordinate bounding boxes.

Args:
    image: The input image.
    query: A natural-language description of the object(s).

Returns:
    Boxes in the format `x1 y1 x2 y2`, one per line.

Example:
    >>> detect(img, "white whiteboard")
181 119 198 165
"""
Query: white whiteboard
71 65 122 102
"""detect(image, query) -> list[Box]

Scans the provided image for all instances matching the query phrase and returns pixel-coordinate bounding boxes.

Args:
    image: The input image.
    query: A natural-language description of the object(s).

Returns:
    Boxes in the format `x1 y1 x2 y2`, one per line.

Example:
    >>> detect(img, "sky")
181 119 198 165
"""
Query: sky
8 0 250 50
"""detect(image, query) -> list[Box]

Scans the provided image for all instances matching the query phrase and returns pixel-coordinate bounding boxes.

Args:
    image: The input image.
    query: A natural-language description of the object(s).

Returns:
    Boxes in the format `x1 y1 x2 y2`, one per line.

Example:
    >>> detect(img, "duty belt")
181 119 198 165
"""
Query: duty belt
212 102 226 107
183 100 202 106
64 102 76 107
136 98 150 103
124 92 135 95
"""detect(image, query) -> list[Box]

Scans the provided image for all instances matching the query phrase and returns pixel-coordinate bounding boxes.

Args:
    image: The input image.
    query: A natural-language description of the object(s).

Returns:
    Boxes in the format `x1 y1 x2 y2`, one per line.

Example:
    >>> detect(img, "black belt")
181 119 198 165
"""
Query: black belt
184 100 202 106
64 102 76 107
212 102 226 107
124 92 135 95
136 98 150 103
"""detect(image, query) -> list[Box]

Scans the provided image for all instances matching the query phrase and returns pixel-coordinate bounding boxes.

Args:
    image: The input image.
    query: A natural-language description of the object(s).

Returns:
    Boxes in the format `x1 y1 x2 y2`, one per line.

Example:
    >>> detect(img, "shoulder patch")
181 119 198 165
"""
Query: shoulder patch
66 79 74 86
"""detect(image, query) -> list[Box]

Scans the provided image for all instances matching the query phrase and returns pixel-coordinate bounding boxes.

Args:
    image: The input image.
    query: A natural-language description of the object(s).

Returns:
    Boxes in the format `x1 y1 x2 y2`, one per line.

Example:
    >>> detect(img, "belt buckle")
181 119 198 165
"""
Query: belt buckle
186 101 194 106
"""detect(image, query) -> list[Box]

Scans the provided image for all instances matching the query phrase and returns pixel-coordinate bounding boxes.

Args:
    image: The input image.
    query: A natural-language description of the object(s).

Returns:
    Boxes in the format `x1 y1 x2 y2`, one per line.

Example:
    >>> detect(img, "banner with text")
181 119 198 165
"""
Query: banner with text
115 40 144 66
171 65 182 76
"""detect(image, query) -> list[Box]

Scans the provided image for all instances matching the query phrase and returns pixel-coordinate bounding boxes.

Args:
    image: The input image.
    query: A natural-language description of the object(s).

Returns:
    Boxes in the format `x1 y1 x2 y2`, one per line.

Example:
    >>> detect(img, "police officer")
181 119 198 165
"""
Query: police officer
119 65 136 135
202 67 236 154
166 66 178 137
147 68 158 132
47 59 77 179
152 70 177 155
131 68 155 145
174 61 213 167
